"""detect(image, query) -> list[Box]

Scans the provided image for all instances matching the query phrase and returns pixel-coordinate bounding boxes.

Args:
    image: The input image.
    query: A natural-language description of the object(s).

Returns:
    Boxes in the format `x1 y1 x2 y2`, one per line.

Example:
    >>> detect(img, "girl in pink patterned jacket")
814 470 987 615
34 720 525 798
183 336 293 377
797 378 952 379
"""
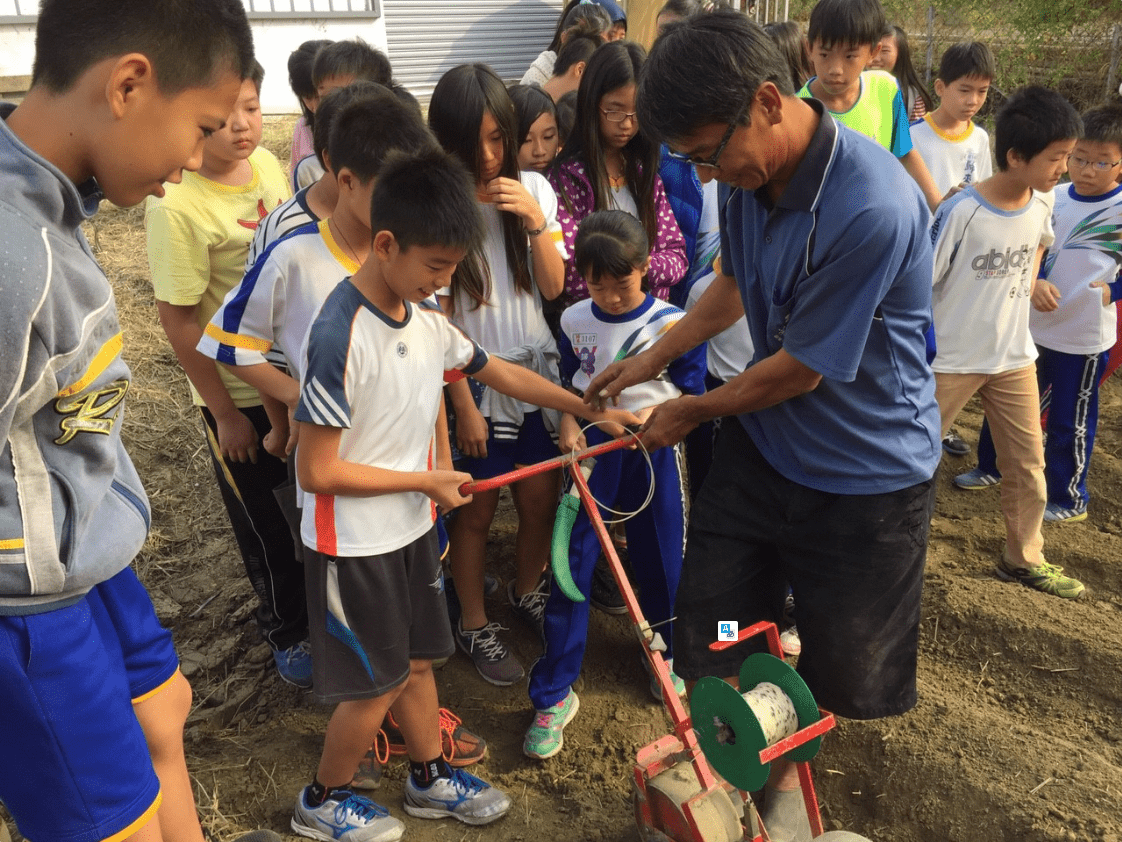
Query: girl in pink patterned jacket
548 41 687 306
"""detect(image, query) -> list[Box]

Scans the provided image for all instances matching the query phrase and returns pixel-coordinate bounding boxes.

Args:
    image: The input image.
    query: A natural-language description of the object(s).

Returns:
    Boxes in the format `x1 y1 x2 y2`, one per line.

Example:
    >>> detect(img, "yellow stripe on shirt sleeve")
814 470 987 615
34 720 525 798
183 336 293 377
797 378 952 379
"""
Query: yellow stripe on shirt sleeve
203 322 273 353
57 332 123 398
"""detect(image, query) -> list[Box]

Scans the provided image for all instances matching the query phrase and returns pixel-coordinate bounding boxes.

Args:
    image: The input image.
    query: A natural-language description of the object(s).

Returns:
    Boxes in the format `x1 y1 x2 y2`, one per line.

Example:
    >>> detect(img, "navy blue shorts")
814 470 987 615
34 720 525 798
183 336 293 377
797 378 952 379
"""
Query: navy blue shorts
458 409 558 480
0 567 179 842
674 419 935 719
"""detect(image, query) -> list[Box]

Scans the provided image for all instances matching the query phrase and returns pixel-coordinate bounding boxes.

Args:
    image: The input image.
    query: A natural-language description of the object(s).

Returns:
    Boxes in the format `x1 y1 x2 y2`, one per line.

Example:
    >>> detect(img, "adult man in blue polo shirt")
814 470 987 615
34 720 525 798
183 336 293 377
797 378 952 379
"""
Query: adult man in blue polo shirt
586 12 940 839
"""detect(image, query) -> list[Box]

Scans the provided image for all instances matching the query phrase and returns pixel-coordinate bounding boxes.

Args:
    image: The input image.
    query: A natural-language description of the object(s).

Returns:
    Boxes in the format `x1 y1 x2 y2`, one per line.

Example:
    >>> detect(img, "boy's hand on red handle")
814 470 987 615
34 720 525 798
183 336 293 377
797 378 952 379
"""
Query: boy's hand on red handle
427 470 474 513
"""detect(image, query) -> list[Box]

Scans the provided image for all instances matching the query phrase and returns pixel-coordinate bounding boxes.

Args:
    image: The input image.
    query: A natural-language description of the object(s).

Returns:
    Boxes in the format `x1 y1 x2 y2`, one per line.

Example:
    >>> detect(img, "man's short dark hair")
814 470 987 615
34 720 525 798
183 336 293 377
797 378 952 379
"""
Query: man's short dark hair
311 39 392 88
1081 103 1122 150
313 81 387 169
994 86 1082 170
937 42 996 85
806 0 886 50
370 147 484 254
329 86 436 184
31 0 254 95
638 10 793 144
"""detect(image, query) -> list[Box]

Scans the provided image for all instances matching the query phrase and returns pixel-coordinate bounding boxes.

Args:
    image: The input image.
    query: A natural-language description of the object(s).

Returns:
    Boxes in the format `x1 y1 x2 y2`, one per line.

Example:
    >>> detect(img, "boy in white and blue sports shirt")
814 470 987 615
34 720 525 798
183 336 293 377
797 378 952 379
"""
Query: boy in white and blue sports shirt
524 210 706 761
291 148 636 840
930 86 1085 600
1007 104 1122 523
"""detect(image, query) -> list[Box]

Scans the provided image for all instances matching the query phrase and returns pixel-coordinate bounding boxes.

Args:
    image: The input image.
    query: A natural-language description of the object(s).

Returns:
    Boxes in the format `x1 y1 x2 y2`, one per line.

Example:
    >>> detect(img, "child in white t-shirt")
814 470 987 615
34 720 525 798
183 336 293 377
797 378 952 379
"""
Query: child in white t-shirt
1024 105 1122 522
910 41 995 200
429 65 570 687
930 86 1084 600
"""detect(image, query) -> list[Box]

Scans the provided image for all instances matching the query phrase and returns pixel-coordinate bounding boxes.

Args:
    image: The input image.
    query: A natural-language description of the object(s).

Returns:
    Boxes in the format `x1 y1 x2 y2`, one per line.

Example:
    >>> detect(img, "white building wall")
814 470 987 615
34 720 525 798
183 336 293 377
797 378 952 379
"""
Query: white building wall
0 17 386 114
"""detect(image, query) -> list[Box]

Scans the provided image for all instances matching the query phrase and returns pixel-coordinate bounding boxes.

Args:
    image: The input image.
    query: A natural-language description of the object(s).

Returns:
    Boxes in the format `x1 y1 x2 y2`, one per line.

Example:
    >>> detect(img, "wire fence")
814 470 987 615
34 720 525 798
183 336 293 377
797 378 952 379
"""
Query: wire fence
751 0 1122 115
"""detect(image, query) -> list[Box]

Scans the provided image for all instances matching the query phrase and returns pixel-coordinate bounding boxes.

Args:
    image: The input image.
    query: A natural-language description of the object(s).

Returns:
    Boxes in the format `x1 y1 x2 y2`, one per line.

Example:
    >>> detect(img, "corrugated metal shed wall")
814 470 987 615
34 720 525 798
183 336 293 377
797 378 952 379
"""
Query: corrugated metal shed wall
384 0 564 102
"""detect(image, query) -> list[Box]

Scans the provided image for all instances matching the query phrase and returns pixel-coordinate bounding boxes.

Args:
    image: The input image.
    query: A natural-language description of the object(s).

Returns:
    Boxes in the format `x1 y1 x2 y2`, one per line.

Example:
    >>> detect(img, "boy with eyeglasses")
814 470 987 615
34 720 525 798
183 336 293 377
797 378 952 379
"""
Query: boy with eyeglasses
967 104 1122 524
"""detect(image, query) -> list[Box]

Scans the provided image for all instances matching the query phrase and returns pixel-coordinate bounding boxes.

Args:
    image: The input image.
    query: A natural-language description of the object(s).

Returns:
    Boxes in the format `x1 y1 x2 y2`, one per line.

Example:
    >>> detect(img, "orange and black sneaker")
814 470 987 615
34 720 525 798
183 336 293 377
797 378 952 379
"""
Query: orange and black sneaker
384 708 487 767
350 728 390 790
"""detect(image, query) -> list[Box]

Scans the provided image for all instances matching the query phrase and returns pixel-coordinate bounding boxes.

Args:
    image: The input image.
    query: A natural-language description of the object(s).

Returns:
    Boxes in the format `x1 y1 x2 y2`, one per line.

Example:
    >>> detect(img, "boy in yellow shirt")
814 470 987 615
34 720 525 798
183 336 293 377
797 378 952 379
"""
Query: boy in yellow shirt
146 62 309 685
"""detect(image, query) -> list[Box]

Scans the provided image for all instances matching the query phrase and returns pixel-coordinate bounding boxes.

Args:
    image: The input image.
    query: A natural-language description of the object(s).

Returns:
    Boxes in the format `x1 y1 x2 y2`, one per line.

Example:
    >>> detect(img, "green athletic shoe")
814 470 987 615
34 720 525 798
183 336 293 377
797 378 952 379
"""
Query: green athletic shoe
996 559 1085 600
523 690 580 760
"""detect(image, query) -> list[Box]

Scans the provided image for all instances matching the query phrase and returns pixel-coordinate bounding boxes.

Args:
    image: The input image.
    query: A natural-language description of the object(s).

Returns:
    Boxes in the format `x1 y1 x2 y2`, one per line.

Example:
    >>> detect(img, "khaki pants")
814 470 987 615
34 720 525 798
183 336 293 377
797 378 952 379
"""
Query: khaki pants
935 365 1046 567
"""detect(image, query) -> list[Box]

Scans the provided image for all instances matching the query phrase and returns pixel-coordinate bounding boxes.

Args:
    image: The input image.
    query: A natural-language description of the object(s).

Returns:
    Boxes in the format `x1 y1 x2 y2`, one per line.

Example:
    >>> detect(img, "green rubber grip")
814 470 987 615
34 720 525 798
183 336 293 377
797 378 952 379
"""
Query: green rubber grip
550 494 586 602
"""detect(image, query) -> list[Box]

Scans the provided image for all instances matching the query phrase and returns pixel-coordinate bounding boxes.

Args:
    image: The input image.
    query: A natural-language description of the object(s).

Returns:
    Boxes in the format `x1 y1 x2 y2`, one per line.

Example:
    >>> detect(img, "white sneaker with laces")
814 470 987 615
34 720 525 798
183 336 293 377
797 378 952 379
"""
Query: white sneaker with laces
403 769 512 825
291 787 404 842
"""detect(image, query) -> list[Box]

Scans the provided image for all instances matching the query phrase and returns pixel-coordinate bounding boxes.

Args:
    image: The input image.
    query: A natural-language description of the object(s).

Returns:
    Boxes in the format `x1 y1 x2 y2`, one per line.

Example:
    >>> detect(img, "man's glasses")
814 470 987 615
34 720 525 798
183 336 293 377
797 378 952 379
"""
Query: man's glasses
666 108 745 170
600 108 638 124
1068 155 1122 172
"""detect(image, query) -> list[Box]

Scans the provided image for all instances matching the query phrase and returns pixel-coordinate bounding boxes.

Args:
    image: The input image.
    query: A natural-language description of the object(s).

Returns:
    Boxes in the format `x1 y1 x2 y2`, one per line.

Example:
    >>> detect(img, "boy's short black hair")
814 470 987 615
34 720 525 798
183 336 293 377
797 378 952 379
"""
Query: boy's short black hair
328 86 436 183
312 39 392 89
31 0 254 95
1081 103 1122 150
313 81 387 169
807 0 886 50
370 147 484 254
994 86 1082 170
937 41 996 84
574 210 649 282
247 60 265 95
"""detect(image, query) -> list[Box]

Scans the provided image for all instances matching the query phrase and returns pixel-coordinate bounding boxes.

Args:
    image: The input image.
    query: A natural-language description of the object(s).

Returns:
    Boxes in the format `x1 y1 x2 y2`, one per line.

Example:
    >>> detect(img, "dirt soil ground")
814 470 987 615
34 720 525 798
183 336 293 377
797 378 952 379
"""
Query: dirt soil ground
20 120 1119 842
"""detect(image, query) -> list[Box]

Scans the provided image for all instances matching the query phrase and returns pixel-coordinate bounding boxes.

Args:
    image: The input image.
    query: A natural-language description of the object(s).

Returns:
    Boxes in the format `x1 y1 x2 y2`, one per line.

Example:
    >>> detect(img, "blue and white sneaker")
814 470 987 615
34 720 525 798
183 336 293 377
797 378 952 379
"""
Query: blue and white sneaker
291 787 404 842
274 640 313 688
403 768 512 826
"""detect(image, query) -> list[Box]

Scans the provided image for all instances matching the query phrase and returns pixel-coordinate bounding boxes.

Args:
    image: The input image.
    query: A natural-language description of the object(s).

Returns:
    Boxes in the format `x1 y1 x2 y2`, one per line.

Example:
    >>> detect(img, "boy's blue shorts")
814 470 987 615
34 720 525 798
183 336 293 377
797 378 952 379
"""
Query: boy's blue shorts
0 566 180 842
458 409 559 480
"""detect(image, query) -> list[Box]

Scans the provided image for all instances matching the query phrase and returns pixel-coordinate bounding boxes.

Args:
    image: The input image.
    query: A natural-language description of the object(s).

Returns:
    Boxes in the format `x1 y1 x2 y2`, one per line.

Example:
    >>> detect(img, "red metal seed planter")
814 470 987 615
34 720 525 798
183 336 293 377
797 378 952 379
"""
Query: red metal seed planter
461 434 837 842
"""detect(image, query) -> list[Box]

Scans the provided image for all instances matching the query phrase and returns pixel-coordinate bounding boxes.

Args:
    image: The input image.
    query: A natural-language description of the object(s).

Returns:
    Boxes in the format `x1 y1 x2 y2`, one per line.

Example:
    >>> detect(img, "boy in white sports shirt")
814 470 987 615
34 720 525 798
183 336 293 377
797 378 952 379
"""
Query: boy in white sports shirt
200 89 490 790
290 146 636 840
1025 104 1122 522
930 86 1085 600
911 42 995 199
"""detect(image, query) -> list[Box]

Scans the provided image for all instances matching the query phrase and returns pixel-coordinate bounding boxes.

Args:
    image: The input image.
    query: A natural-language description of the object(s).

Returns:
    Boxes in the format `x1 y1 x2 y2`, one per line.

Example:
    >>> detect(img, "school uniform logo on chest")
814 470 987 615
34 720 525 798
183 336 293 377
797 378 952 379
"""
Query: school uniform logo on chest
396 342 408 358
572 333 598 377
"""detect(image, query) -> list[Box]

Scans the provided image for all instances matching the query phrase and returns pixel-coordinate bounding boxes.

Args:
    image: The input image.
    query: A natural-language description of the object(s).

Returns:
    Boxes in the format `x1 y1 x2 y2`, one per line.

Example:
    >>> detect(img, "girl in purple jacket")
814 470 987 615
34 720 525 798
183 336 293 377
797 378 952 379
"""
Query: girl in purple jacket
548 41 687 306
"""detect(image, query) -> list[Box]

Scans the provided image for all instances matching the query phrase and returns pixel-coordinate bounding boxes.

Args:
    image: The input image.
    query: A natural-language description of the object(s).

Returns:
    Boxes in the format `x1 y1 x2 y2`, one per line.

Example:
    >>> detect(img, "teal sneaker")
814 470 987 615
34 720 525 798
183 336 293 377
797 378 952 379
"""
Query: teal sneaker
403 768 511 825
523 690 580 759
996 559 1085 600
643 655 686 702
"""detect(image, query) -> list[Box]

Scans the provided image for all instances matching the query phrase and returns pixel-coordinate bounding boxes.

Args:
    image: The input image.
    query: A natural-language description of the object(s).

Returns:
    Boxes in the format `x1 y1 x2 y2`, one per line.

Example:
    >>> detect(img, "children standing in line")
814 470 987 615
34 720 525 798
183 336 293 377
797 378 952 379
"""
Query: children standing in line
870 24 933 122
290 147 635 839
145 63 312 682
292 39 394 191
524 211 706 759
509 84 560 173
969 105 1122 523
550 41 688 306
286 39 333 173
201 89 490 791
910 42 995 199
930 86 1085 599
798 0 943 211
429 64 570 686
0 1 261 839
